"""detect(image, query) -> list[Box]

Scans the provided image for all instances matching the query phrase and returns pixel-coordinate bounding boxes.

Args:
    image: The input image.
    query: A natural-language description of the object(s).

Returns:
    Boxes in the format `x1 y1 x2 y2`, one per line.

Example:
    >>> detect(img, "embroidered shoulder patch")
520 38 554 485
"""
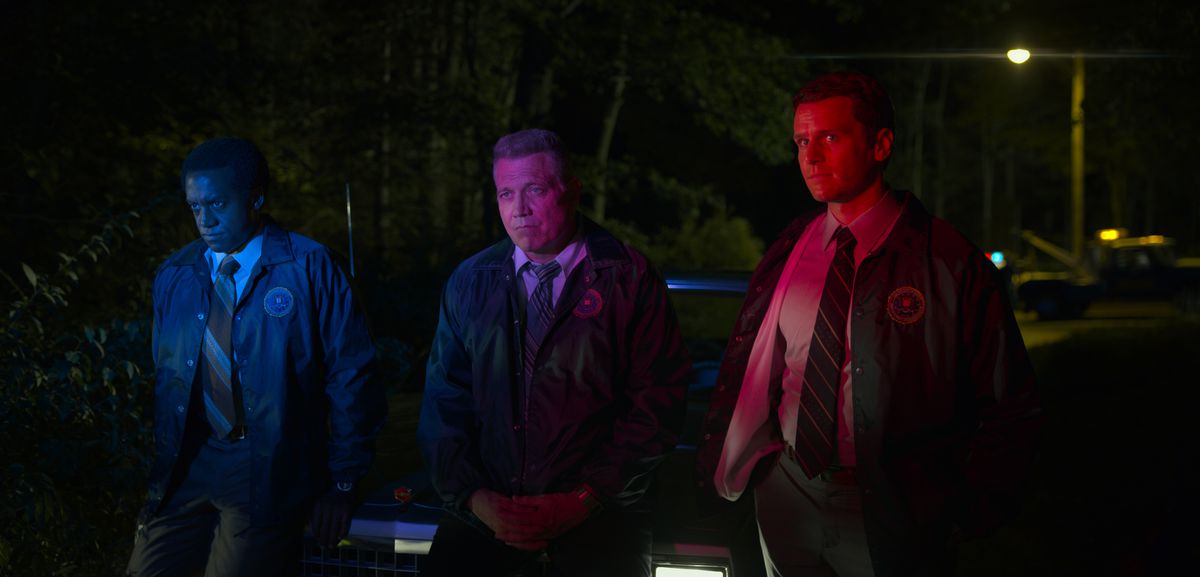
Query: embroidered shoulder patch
886 286 925 325
264 286 294 317
573 288 604 318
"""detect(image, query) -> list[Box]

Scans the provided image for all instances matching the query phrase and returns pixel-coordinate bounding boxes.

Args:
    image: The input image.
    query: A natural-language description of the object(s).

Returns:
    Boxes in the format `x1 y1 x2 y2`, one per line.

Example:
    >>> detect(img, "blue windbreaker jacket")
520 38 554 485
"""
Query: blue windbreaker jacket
141 218 384 526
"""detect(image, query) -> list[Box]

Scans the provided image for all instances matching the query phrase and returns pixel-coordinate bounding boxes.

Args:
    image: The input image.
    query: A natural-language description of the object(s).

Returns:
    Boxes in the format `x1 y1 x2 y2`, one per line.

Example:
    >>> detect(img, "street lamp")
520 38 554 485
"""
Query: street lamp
1008 48 1086 262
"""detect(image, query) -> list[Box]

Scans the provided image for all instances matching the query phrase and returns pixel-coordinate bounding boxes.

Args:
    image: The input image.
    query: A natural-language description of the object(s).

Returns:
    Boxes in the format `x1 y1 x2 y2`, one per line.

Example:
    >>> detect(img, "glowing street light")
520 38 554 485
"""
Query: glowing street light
1006 48 1031 64
1008 47 1086 262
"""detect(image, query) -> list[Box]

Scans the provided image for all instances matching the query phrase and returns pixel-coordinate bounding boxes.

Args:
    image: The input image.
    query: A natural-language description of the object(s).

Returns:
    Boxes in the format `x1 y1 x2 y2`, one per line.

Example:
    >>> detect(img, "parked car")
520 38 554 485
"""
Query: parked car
1006 228 1200 320
298 272 764 577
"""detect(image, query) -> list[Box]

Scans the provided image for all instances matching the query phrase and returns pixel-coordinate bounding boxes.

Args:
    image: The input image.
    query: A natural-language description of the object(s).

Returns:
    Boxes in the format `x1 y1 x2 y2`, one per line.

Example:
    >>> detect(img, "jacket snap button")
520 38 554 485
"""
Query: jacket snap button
734 335 743 343
755 285 764 293
197 313 204 320
703 433 712 440
176 405 185 414
854 366 864 376
186 359 194 367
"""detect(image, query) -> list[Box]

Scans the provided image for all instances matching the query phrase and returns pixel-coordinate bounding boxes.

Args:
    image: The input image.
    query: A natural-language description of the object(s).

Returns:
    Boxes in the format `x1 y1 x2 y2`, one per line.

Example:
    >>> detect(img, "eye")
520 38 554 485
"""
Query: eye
824 134 837 143
188 202 200 213
212 200 225 209
528 186 544 196
497 189 512 200
796 138 809 147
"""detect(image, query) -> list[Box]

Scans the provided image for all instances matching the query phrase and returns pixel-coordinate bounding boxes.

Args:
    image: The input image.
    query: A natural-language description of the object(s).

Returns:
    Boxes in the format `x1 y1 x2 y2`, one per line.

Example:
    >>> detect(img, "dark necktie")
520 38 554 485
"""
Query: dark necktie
793 226 856 478
523 260 561 382
202 255 242 439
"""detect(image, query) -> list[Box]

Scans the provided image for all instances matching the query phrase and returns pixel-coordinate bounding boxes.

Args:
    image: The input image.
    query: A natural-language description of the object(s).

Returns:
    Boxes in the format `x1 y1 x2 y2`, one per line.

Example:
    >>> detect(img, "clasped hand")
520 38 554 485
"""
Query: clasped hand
468 488 592 551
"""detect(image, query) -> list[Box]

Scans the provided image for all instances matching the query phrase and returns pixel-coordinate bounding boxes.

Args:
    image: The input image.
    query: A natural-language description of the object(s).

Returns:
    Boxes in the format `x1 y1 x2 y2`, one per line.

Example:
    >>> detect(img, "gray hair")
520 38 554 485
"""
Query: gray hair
492 128 570 183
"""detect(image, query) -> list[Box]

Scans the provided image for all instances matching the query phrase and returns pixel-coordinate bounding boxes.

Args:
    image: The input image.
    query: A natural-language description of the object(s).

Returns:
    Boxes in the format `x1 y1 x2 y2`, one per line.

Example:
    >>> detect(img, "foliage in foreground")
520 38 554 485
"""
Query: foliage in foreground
0 213 154 576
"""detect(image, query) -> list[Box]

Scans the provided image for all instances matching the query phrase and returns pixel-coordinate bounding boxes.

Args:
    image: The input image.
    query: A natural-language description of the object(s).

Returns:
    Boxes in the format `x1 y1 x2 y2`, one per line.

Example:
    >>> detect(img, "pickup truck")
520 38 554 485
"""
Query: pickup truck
1006 229 1200 320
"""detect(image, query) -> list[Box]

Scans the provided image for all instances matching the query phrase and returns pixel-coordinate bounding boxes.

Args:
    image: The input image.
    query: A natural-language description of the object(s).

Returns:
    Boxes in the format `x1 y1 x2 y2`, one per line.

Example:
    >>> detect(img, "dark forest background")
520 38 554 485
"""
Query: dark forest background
2 0 1198 574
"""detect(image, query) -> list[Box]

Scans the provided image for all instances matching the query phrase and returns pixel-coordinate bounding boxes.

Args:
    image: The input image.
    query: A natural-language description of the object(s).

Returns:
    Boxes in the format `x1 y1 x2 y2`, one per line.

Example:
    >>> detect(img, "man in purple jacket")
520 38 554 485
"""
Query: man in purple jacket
418 129 690 577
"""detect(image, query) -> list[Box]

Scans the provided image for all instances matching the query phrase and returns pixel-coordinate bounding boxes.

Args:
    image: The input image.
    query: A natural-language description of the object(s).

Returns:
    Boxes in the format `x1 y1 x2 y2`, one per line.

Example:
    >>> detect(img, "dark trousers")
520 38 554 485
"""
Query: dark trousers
126 433 301 577
423 506 652 577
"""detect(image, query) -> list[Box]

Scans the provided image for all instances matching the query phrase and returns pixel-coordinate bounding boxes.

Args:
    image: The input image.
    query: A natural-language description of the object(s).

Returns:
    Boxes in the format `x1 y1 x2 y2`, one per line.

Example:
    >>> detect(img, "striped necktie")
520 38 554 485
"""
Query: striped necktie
792 226 856 478
202 255 242 439
523 260 561 383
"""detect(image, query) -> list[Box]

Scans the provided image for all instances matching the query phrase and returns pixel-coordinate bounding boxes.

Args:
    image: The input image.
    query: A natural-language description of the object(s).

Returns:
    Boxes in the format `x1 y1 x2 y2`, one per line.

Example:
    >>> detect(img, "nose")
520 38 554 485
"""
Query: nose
804 143 823 164
196 207 217 228
512 191 532 215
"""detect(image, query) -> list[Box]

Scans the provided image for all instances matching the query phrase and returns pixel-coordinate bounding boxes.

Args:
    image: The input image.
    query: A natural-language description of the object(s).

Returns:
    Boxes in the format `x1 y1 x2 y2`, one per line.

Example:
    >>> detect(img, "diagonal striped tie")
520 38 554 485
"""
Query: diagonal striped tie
202 255 242 439
792 226 857 478
523 260 561 383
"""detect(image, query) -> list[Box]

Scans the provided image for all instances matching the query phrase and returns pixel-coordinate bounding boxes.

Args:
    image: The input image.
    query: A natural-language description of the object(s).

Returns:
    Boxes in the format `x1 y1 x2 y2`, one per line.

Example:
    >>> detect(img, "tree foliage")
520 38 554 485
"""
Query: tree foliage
1 213 153 576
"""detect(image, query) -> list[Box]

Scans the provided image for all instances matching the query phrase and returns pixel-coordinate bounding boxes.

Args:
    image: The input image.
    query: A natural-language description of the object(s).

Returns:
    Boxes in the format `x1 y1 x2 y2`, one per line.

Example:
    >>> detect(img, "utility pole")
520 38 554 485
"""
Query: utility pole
1070 53 1085 262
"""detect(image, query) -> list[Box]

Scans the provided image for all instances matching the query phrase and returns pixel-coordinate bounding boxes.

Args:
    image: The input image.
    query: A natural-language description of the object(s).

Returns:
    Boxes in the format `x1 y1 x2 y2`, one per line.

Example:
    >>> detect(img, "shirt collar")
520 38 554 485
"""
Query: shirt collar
820 189 904 259
206 228 265 277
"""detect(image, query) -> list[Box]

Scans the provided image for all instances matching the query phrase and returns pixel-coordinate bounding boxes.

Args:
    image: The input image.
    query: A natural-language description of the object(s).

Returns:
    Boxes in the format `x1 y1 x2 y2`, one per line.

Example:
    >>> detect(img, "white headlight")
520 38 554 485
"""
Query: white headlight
655 567 726 577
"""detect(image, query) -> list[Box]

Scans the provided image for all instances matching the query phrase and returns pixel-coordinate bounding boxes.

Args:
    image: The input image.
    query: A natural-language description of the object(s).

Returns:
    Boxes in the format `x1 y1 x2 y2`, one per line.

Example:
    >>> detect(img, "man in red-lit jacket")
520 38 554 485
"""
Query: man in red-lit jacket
697 72 1042 577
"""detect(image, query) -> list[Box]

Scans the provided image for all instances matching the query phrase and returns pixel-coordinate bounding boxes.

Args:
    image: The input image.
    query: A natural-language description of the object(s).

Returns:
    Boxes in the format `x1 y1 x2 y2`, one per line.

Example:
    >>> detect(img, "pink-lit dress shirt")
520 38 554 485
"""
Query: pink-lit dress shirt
777 191 905 467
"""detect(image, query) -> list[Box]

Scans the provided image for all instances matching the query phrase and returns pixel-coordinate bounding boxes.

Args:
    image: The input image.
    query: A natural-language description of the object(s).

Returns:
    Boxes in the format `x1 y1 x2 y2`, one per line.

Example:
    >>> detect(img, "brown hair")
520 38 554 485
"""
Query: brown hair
793 71 895 140
492 128 570 183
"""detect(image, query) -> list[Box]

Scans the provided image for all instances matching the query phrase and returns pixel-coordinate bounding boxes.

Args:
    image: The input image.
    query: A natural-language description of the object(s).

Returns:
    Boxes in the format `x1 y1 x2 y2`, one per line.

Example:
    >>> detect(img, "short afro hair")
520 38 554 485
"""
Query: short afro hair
180 137 270 197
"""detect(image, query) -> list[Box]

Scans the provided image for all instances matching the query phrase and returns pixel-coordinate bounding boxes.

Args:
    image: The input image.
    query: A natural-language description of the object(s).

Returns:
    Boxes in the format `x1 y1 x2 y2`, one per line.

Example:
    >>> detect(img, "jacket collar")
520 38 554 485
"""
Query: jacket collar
165 215 294 273
472 215 629 272
877 190 932 257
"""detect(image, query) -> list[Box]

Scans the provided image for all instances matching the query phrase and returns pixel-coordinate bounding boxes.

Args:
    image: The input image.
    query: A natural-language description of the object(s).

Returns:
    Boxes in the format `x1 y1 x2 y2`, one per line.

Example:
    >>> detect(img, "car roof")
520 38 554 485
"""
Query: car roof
664 271 750 296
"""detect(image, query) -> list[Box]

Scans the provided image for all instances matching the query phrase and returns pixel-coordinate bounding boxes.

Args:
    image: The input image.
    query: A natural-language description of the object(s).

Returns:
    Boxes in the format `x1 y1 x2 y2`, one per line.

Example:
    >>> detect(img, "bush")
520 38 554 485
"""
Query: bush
1 214 154 576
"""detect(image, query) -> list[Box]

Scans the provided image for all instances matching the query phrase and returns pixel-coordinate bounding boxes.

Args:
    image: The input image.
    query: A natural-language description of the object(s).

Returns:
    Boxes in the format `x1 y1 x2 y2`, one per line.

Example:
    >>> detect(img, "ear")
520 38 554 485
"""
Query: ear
252 194 264 210
873 128 894 163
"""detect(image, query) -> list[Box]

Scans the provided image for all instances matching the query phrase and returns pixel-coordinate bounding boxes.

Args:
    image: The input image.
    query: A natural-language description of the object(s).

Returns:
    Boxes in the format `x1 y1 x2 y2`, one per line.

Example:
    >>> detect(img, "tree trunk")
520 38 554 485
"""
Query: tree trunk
593 27 629 223
980 121 995 246
377 20 392 252
931 64 950 217
911 61 930 199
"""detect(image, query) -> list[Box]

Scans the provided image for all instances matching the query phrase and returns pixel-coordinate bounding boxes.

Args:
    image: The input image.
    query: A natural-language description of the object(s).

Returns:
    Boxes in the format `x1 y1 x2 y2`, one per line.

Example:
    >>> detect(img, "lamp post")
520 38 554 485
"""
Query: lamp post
1008 48 1086 262
1069 53 1085 262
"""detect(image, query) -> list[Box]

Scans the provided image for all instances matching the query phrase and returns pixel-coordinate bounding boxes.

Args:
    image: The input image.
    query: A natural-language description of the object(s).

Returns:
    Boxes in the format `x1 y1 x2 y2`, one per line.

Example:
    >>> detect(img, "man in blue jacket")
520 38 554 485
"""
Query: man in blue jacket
418 128 691 577
127 137 385 576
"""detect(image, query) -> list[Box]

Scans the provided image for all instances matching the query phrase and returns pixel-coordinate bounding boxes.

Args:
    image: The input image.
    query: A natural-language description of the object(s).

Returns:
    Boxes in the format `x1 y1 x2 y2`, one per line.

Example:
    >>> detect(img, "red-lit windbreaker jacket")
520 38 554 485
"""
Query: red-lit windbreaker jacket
697 192 1042 577
418 219 690 519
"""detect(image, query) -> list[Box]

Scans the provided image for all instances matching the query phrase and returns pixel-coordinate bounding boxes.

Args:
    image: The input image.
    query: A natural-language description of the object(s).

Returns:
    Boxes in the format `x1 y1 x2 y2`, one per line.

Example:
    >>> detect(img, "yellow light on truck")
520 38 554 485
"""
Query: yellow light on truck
1098 229 1121 241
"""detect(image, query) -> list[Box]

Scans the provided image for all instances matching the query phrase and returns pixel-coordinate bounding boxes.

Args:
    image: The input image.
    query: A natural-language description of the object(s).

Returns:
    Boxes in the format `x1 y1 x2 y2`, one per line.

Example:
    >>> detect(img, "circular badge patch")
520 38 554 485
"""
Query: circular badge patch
573 288 604 319
263 286 294 317
886 286 925 325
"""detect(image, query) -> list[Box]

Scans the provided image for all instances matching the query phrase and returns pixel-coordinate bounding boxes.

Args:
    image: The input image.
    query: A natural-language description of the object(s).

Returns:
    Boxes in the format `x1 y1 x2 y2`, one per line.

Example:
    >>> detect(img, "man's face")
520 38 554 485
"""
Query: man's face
494 152 579 261
184 167 260 253
793 96 892 205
